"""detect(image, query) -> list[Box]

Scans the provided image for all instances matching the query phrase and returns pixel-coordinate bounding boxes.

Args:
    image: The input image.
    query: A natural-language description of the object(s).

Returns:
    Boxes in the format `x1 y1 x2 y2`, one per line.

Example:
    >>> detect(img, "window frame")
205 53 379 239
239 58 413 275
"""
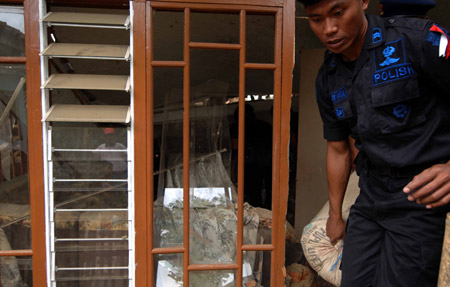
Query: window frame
138 0 294 286
0 0 45 286
21 0 294 285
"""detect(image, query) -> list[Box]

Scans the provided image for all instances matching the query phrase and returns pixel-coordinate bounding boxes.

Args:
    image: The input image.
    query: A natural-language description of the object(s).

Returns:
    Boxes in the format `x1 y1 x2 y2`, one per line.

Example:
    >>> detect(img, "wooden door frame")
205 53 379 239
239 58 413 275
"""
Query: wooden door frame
25 0 47 285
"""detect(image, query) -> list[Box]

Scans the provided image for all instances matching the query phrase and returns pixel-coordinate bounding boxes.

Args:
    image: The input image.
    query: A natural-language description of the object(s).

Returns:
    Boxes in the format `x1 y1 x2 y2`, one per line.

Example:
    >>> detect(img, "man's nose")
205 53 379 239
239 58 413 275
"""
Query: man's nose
324 18 337 36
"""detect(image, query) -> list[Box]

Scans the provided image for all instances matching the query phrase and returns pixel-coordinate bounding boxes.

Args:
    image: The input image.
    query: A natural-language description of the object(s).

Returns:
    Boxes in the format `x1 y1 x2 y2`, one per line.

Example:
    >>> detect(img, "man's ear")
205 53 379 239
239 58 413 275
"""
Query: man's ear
361 0 369 11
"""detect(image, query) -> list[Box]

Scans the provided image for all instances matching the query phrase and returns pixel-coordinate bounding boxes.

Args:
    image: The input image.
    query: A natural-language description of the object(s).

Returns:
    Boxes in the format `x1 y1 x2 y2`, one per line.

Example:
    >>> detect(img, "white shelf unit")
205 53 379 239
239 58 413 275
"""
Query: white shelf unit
39 2 135 287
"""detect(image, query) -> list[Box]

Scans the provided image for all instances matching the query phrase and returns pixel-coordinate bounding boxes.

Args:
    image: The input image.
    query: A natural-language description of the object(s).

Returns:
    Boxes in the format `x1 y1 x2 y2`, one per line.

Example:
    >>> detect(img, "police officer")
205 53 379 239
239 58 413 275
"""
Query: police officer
296 0 450 285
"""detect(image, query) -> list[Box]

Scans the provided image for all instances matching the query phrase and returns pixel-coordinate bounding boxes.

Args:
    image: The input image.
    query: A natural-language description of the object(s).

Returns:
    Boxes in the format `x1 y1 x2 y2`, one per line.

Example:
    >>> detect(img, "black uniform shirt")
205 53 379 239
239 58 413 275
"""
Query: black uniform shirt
316 14 450 168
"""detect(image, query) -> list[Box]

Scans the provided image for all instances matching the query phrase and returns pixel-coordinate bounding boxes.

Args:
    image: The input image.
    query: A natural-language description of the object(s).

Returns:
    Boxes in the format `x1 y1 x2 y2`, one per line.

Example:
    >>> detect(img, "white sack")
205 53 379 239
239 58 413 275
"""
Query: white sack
301 172 359 286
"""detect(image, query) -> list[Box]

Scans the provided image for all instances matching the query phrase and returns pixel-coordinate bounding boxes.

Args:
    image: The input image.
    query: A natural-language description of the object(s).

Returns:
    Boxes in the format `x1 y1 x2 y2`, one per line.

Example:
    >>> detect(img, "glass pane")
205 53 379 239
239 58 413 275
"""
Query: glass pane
54 210 129 286
0 6 25 57
191 12 239 44
189 49 238 265
0 256 32 286
258 251 271 286
0 64 30 250
56 270 128 286
54 210 128 239
52 125 128 181
153 10 184 61
243 250 265 286
51 124 129 286
153 67 184 248
246 13 275 64
55 241 129 268
155 253 183 287
190 270 236 287
243 69 273 211
2 221 31 250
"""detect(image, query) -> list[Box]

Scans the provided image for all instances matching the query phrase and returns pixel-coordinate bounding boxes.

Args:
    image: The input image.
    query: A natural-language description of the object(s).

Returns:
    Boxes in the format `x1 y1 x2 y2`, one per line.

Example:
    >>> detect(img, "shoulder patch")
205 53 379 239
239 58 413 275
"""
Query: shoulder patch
427 30 441 47
429 24 450 59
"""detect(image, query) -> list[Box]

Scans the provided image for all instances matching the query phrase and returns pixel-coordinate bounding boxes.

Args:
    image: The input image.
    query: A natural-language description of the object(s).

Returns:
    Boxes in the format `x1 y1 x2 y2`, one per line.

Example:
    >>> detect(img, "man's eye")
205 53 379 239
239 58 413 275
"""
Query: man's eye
335 10 343 16
310 17 321 23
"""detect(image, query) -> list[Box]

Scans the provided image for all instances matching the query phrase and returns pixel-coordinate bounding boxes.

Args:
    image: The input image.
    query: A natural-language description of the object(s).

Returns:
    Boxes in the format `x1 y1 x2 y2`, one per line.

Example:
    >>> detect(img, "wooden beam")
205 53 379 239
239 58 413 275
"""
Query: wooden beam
133 1 148 286
24 0 47 285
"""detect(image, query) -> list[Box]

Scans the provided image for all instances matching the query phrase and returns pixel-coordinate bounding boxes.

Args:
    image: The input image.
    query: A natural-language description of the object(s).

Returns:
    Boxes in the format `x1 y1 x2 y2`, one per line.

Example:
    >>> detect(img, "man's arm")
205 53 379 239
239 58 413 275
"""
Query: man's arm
403 161 450 208
326 139 353 243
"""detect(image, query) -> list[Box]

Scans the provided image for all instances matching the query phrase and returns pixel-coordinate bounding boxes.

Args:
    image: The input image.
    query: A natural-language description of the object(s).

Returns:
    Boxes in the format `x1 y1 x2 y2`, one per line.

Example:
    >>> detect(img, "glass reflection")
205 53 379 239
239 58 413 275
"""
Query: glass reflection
155 254 183 287
0 256 32 286
0 64 30 251
153 10 184 61
190 270 236 287
153 67 185 248
243 69 274 211
0 6 25 57
191 12 239 44
51 125 129 286
188 49 237 266
246 13 275 64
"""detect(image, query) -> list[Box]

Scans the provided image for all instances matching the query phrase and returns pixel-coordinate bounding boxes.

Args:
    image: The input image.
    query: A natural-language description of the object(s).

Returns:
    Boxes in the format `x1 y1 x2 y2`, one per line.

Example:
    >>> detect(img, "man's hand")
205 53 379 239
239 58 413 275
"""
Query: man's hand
403 161 450 208
326 215 346 244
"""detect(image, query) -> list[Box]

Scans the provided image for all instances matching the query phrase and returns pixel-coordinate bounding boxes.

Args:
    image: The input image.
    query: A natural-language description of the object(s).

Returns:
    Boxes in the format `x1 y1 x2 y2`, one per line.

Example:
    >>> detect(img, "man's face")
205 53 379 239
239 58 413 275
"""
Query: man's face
306 0 369 61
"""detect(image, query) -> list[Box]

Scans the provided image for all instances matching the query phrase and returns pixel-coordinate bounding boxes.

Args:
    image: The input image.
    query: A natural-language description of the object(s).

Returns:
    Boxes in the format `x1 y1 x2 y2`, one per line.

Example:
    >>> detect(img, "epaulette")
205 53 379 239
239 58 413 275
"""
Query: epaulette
384 16 430 31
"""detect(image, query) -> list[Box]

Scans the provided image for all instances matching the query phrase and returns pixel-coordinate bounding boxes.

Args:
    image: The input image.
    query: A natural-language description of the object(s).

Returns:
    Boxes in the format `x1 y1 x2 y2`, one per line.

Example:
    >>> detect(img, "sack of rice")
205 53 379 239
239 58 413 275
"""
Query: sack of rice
301 172 359 286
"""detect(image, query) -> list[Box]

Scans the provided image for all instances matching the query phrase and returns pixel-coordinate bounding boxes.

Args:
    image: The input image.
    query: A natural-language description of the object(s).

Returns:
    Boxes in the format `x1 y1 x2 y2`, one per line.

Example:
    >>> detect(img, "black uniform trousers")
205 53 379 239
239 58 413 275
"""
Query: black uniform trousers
341 167 449 287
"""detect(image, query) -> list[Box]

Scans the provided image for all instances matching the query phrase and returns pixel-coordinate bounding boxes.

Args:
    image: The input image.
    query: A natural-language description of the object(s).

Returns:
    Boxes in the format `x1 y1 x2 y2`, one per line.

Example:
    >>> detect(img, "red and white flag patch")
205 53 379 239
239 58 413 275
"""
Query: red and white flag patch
430 25 450 59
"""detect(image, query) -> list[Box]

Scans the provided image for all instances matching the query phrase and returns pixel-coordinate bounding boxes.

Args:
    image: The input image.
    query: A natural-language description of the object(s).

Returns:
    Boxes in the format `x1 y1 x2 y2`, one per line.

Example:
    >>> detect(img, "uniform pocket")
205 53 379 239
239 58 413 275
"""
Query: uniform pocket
371 77 426 134
332 98 353 121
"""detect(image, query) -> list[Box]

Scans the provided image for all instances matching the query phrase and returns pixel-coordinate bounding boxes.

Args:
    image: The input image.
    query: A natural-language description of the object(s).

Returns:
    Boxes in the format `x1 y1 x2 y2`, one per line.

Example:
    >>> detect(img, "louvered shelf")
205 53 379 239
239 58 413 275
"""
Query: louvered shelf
41 43 130 60
42 74 130 91
44 104 131 123
41 12 130 29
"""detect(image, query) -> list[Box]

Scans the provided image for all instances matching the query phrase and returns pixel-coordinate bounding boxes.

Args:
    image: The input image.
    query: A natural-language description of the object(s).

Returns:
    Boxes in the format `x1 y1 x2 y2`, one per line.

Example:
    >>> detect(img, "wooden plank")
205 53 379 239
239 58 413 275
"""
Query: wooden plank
0 57 26 63
42 74 130 91
41 43 130 60
44 104 130 123
41 12 130 27
24 0 47 284
182 8 191 287
0 250 33 256
273 0 295 285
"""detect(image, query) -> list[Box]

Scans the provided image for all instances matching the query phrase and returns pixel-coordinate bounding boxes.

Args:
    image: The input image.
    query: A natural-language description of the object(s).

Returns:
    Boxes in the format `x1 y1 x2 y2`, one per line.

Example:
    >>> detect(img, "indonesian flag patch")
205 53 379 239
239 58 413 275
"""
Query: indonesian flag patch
430 24 450 59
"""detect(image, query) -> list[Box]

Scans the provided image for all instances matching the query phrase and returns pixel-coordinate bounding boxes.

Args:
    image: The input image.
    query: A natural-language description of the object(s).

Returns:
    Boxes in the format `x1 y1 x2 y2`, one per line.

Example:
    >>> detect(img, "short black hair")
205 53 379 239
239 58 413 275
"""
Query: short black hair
296 0 324 7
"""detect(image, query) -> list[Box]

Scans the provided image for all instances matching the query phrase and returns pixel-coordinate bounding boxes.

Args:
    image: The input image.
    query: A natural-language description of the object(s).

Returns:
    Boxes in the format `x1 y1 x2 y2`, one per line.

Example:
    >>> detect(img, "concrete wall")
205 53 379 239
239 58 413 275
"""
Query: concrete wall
294 49 328 237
